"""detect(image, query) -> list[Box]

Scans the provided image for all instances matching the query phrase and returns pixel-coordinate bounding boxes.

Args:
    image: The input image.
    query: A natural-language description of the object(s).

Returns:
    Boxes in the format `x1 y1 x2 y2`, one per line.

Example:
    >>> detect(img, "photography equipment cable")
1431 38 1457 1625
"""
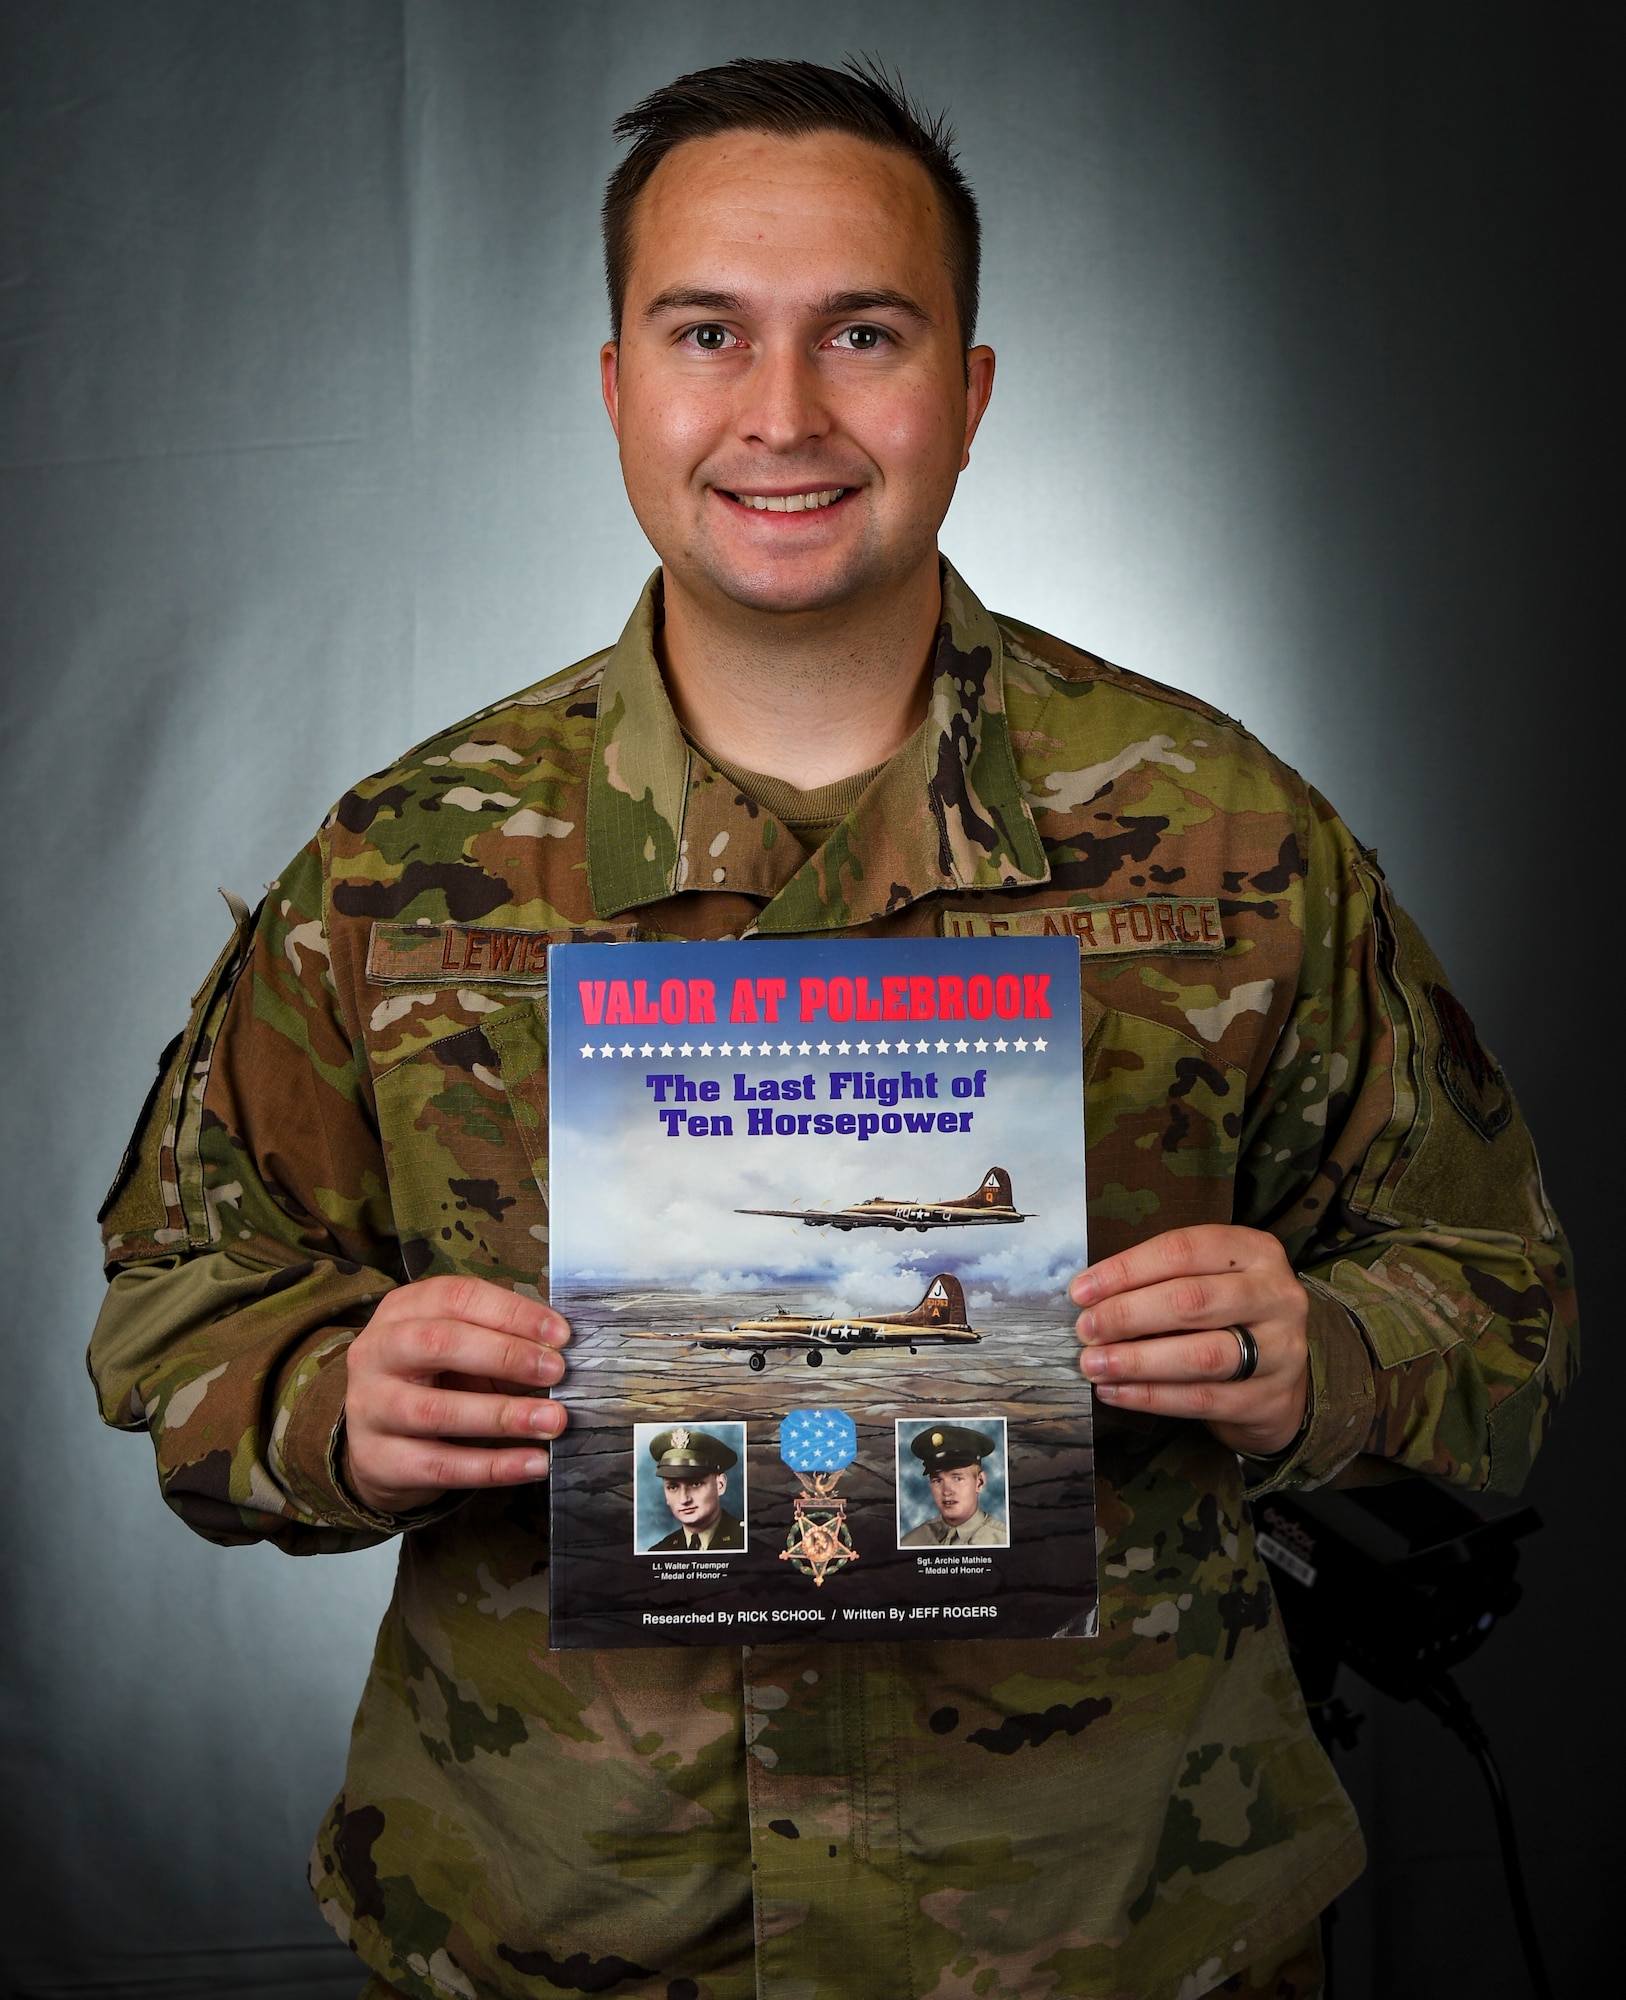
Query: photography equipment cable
1416 1671 1554 2000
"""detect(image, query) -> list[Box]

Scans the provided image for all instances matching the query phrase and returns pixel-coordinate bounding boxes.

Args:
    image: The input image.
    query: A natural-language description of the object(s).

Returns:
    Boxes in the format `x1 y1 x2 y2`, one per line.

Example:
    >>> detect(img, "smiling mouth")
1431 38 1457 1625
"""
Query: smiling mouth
720 487 849 513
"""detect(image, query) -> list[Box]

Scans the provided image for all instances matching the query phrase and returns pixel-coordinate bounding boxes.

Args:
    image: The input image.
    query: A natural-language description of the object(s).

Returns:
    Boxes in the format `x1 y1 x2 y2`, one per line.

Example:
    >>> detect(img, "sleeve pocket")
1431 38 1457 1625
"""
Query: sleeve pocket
99 895 259 1266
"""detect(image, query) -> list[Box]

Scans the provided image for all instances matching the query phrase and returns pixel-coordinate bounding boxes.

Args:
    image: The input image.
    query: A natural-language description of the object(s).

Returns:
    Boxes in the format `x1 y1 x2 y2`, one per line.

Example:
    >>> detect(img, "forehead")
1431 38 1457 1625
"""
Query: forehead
627 129 949 308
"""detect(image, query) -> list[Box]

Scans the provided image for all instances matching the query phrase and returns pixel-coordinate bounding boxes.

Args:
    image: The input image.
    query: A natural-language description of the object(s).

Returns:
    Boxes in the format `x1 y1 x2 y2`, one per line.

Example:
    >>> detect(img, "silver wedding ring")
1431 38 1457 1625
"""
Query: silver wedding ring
1228 1327 1260 1382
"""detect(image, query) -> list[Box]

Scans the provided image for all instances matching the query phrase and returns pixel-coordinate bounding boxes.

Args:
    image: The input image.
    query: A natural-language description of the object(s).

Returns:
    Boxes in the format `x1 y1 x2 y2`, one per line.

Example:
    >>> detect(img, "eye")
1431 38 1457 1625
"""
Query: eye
831 324 889 352
685 323 734 352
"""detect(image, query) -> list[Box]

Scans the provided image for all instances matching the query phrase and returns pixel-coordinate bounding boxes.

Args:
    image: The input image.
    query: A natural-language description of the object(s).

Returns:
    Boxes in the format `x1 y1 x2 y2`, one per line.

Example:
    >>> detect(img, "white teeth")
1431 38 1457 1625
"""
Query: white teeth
737 488 846 512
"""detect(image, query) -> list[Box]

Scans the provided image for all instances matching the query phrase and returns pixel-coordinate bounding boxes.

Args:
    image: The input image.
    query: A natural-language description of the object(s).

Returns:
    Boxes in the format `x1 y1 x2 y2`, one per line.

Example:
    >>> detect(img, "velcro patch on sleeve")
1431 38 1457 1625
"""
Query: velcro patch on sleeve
940 897 1225 956
366 921 638 986
1427 981 1512 1141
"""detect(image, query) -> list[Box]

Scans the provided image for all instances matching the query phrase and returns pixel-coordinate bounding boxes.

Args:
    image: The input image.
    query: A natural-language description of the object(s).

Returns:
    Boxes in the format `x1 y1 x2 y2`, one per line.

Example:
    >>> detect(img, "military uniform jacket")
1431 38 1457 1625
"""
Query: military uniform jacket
899 1508 1007 1549
90 564 1576 2000
651 1512 746 1553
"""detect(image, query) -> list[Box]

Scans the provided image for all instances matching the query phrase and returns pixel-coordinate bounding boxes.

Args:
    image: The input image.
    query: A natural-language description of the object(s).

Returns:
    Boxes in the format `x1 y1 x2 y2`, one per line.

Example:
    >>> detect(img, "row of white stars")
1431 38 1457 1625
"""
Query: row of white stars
579 1035 1050 1058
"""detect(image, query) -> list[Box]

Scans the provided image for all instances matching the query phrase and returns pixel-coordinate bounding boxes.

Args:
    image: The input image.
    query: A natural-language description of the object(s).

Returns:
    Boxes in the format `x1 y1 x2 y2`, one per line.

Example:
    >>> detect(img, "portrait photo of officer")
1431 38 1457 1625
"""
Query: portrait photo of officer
634 1422 747 1553
897 1419 1009 1547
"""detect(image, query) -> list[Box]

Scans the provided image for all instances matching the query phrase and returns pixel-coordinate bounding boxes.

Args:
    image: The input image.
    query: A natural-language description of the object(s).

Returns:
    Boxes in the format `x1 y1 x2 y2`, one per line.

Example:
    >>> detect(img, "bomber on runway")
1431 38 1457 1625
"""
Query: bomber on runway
738 1166 1028 1233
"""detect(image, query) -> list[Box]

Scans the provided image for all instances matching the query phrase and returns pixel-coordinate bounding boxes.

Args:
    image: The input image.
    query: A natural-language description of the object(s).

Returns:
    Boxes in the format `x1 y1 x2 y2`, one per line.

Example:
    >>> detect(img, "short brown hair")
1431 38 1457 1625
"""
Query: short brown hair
603 57 981 346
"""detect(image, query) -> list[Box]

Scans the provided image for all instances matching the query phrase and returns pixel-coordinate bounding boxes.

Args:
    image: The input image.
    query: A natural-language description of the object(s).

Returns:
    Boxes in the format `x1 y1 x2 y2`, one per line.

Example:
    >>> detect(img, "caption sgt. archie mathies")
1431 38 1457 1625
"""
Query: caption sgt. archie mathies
546 937 1096 1650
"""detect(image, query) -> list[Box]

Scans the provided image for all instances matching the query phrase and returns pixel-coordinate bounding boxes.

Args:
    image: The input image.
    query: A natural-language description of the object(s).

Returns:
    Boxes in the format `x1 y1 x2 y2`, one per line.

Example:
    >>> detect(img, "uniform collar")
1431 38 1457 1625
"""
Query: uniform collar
585 560 1050 930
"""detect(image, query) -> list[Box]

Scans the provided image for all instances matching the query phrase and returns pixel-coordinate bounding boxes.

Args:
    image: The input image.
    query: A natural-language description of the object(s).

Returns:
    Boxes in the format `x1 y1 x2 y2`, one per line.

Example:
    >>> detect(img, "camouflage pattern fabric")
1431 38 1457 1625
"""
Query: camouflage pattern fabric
1211 1920 1322 2000
357 1919 1320 2000
90 563 1575 2000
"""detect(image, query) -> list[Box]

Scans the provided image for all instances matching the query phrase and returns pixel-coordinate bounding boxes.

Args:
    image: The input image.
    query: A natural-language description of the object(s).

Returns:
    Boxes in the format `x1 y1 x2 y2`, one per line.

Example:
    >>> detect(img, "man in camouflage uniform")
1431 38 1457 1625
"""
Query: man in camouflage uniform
89 57 1574 2000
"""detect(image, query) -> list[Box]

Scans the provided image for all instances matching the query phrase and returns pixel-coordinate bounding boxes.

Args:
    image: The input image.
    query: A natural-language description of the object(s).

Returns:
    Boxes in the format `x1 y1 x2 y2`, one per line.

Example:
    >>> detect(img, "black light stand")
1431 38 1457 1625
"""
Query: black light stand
1257 1479 1552 2000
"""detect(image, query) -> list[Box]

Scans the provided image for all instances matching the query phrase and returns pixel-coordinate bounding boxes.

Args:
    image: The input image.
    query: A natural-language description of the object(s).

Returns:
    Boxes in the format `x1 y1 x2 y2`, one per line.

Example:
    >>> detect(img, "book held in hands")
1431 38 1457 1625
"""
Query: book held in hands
546 935 1095 1649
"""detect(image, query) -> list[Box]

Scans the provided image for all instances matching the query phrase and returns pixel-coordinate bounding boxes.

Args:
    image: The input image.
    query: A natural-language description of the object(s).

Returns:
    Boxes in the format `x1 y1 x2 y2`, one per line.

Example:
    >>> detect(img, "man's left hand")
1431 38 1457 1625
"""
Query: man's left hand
1071 1226 1309 1457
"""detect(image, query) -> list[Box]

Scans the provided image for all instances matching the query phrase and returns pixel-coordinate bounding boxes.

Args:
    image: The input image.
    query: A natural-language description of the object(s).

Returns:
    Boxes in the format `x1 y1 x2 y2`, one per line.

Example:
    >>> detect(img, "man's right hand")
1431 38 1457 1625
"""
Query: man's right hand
341 1275 570 1515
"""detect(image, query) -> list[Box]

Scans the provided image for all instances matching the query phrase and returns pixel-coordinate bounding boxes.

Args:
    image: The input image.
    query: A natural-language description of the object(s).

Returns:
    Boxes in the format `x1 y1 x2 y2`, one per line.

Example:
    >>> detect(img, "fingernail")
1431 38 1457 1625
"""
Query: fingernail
541 1317 571 1347
1079 1349 1108 1379
523 1451 549 1478
1070 1274 1096 1306
1076 1309 1097 1344
1094 1384 1120 1402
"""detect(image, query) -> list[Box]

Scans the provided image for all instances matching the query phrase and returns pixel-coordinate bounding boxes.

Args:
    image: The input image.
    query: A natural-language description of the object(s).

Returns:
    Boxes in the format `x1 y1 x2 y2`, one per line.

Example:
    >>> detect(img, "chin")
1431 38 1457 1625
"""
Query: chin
714 573 865 618
686 541 888 618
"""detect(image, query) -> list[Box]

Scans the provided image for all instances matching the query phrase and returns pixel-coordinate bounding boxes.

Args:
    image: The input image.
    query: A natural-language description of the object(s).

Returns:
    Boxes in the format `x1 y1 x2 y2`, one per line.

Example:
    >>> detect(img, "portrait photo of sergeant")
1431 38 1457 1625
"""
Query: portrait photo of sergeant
638 1424 746 1552
898 1421 1009 1547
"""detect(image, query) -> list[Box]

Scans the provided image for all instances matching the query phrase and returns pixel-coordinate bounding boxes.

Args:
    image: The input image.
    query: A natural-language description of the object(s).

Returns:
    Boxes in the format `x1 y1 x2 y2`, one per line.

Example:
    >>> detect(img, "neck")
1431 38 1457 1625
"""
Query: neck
655 556 942 788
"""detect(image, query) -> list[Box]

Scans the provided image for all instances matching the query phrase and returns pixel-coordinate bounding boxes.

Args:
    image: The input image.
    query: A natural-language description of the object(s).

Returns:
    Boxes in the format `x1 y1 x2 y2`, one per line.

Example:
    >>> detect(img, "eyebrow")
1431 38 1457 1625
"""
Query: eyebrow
816 288 932 325
641 285 933 325
642 288 745 320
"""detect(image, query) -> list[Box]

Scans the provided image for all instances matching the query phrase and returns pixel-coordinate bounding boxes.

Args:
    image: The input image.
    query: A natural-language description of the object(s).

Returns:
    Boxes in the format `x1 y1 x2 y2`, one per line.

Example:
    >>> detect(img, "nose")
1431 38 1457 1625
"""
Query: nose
737 338 831 453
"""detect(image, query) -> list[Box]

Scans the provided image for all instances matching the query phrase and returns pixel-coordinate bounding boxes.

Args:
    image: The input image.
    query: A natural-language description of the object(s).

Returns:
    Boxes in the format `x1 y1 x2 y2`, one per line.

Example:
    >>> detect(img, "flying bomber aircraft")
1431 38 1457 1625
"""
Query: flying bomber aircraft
625 1274 984 1370
738 1166 1028 1233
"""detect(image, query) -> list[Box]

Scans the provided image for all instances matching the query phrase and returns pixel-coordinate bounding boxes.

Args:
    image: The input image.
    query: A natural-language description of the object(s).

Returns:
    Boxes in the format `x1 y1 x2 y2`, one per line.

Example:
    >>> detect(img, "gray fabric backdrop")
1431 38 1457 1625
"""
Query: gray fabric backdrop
1 4 1609 1996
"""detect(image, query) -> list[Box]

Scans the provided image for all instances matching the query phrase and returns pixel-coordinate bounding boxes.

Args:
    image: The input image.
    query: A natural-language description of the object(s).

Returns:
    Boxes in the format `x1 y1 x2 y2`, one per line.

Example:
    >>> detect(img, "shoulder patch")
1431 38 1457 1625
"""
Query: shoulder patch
367 920 637 986
941 897 1225 956
1428 983 1512 1140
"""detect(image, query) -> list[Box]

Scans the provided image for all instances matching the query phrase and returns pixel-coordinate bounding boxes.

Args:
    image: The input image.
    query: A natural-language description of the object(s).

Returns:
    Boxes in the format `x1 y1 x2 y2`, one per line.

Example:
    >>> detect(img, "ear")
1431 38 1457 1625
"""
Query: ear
600 341 621 440
960 346 996 468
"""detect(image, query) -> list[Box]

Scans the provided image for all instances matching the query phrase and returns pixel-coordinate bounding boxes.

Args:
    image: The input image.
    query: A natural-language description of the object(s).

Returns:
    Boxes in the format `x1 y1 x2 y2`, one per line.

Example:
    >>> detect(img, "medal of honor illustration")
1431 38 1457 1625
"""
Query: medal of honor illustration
778 1408 860 1585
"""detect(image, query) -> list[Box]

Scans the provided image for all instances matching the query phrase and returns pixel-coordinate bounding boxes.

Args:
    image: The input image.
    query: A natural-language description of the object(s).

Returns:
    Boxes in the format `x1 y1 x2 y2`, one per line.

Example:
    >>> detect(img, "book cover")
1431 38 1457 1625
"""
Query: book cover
546 935 1095 1649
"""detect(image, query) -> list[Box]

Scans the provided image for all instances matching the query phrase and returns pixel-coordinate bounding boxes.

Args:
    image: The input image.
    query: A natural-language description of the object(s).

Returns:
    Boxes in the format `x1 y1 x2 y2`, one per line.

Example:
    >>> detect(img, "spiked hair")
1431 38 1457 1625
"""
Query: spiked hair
603 56 980 346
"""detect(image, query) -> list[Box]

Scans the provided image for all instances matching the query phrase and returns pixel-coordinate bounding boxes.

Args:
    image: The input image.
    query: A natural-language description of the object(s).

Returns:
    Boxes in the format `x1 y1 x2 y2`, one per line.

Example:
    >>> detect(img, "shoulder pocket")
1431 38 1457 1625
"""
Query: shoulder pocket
100 895 260 1264
1355 872 1553 1240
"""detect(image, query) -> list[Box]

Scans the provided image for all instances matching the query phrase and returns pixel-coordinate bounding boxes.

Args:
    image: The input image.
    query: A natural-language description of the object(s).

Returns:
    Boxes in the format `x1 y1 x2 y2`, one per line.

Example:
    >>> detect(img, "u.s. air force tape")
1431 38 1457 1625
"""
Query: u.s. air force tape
940 897 1224 957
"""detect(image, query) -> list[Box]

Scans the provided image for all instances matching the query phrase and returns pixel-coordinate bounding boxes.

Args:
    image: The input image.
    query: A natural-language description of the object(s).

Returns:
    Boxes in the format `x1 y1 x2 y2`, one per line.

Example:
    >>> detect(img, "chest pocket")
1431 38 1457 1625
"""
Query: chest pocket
1085 1004 1247 1257
372 998 551 1291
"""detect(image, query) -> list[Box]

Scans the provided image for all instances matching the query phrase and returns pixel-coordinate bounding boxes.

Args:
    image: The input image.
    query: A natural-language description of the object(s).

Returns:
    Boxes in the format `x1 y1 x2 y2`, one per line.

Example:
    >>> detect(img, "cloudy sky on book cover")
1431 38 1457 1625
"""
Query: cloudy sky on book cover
553 984 1084 1306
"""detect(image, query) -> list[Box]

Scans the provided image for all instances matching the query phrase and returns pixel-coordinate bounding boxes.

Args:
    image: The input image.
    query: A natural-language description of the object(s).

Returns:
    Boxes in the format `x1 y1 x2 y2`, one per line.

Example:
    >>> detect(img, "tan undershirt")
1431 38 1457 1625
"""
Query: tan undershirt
697 746 889 854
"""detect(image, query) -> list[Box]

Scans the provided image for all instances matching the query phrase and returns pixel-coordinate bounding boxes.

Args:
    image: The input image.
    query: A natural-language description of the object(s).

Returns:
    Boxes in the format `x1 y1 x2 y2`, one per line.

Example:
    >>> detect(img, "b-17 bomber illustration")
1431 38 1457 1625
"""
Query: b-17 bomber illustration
739 1166 1028 1233
704 1272 982 1370
626 1274 984 1371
